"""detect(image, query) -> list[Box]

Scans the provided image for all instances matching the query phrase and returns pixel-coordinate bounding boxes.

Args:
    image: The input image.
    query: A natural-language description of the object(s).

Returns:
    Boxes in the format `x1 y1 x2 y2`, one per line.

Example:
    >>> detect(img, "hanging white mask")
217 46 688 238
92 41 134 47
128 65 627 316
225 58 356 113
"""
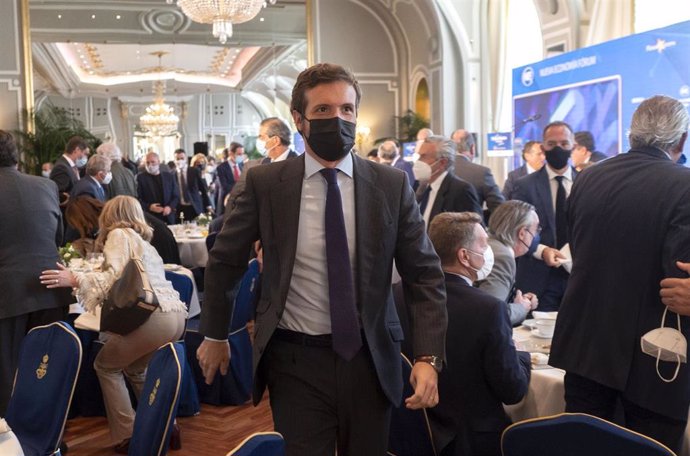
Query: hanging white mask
640 307 687 383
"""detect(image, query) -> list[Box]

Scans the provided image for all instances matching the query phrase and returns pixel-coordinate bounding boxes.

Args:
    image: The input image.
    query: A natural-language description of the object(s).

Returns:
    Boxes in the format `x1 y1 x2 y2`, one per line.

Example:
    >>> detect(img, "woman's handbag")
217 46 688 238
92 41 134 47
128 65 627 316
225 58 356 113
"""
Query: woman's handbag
100 241 159 335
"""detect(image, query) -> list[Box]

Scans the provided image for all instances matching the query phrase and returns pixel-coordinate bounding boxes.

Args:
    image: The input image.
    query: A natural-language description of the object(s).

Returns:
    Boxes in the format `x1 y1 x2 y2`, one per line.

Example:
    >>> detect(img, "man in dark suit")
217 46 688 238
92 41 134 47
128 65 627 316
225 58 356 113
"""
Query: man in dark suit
0 131 69 414
571 130 608 172
50 135 90 202
174 149 212 222
257 116 298 164
550 96 690 452
502 140 544 200
451 129 505 221
512 121 576 311
197 63 447 456
378 139 415 186
426 211 530 456
70 154 111 201
215 142 245 215
136 152 179 224
416 135 482 228
97 143 137 199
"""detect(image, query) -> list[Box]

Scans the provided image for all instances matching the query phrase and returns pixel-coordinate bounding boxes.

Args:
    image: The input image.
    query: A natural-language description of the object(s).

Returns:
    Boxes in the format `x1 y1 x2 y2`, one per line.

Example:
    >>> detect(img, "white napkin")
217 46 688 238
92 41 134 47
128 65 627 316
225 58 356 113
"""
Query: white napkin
557 243 572 273
532 311 558 320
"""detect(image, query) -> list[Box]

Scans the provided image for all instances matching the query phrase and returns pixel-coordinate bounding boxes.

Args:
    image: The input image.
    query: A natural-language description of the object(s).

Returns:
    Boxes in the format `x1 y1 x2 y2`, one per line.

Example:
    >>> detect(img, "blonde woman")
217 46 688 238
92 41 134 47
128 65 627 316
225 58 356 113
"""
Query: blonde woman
40 195 187 453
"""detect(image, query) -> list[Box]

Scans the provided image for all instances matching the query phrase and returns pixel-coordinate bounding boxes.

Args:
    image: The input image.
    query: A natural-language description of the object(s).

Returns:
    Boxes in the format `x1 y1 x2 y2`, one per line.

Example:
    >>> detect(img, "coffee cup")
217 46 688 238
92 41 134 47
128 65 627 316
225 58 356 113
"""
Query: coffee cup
535 319 556 338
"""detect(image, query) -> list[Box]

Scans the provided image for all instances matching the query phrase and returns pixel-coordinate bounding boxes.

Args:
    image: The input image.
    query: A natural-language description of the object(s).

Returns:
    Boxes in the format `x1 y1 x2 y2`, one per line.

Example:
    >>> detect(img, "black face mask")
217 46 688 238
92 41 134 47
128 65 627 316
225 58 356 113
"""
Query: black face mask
301 116 356 162
545 146 571 169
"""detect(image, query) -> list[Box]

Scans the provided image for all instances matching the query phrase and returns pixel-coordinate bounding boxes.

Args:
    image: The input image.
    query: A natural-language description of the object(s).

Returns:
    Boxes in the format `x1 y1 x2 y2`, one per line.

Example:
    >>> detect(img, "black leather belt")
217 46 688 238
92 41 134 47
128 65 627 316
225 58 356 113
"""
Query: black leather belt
272 328 332 347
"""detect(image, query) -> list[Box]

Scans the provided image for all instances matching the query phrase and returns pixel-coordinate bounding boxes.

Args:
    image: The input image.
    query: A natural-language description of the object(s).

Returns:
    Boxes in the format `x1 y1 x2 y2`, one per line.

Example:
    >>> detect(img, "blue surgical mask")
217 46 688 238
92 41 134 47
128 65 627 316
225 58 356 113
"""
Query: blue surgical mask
521 228 541 255
235 154 245 164
75 156 88 168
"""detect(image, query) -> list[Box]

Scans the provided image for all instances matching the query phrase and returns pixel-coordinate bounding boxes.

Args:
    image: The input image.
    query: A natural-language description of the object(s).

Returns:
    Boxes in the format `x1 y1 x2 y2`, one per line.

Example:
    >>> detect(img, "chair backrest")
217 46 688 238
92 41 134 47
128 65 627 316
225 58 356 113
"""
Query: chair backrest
501 413 677 456
128 342 185 456
165 270 194 310
387 354 437 456
6 321 82 456
231 258 261 331
225 432 285 456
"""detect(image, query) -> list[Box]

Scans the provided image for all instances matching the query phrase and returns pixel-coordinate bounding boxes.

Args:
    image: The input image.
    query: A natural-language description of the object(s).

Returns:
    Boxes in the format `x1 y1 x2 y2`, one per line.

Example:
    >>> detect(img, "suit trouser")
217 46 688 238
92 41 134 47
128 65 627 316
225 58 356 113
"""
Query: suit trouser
564 372 687 453
0 306 68 415
94 309 185 443
263 331 391 456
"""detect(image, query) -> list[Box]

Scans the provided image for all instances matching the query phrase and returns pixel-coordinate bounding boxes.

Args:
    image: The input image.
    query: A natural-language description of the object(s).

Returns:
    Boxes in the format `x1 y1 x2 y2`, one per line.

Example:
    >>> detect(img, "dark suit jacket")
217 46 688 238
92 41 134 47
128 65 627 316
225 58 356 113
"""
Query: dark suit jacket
393 158 415 186
106 161 137 199
502 165 528 200
428 273 530 456
71 175 105 201
144 213 181 265
550 147 690 420
50 155 79 195
454 156 505 217
0 168 66 318
216 160 243 214
177 166 211 217
136 171 180 224
201 153 447 406
512 166 576 300
427 173 483 223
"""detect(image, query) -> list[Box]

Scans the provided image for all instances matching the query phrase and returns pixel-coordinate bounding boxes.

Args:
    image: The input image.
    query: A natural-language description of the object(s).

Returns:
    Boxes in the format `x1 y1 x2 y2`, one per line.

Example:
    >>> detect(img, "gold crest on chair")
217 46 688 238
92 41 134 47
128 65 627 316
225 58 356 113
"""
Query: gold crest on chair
35 354 49 379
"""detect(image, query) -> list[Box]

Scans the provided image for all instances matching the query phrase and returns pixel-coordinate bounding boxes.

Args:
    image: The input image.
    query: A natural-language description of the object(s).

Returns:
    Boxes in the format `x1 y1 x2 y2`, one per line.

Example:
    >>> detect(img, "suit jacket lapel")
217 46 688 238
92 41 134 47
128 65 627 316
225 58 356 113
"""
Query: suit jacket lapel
429 174 450 220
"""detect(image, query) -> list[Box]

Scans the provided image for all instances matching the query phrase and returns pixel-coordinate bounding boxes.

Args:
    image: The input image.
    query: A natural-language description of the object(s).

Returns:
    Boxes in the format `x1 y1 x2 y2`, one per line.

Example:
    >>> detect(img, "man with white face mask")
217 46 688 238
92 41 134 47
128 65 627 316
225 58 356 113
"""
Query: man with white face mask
257 117 297 164
136 152 179 224
70 154 111 202
550 96 690 452
414 135 481 228
424 211 530 456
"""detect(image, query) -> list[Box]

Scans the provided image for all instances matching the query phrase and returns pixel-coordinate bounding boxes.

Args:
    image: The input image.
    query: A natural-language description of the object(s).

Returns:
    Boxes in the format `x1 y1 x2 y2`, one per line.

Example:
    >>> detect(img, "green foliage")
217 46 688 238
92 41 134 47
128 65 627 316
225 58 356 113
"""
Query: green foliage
14 103 100 175
395 109 430 143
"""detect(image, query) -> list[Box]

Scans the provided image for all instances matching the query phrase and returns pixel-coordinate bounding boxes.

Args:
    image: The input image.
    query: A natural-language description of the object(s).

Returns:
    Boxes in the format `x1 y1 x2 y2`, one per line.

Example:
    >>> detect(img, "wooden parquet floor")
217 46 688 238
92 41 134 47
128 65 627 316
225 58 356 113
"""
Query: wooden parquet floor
62 397 274 456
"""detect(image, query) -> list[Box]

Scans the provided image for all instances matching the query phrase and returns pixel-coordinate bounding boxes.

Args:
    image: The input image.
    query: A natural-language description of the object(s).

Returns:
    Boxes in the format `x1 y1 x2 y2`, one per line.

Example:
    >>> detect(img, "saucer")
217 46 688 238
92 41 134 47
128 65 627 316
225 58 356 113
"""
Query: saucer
531 328 553 339
522 319 537 330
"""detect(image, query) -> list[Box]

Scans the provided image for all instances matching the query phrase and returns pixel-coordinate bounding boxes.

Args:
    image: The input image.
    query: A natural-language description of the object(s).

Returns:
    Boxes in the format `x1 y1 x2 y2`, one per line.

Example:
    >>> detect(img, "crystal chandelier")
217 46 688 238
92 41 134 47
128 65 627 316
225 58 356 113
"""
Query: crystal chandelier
139 52 179 137
167 0 278 44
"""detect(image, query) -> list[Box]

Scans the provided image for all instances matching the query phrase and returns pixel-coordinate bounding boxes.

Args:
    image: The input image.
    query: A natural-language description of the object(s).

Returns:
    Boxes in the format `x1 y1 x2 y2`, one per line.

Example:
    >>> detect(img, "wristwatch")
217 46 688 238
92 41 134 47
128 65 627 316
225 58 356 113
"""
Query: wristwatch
415 355 442 373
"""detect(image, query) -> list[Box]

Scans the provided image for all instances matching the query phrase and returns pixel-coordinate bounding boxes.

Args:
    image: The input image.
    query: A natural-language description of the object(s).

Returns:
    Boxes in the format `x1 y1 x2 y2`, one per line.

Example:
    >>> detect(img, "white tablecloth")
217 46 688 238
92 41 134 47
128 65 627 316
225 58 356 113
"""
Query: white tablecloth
506 326 690 456
0 419 24 456
167 265 201 319
174 234 209 268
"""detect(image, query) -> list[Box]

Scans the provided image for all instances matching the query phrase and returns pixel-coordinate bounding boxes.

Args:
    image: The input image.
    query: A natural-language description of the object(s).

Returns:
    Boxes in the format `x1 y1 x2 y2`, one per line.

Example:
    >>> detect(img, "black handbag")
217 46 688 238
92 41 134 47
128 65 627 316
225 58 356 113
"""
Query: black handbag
101 242 159 335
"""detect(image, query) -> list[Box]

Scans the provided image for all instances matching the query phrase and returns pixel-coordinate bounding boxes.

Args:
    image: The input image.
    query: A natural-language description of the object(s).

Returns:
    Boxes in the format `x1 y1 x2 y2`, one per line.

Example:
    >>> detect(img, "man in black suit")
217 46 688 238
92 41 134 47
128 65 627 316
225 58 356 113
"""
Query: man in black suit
0 131 69 414
136 152 179 224
502 140 544 200
512 121 575 311
571 130 608 172
427 211 530 456
550 96 690 452
257 117 298 164
416 135 482 228
174 149 212 222
215 142 245 215
197 63 447 456
451 129 505 221
50 135 90 202
71 154 111 202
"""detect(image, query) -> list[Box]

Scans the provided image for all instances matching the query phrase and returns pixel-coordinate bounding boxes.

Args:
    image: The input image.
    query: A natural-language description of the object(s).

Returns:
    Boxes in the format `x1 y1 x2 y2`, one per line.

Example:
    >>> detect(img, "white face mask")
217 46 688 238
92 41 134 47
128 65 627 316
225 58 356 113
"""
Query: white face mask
235 154 245 164
206 164 215 173
42 170 51 178
75 155 88 168
146 164 160 175
176 159 187 169
412 160 432 182
102 171 113 185
467 245 495 281
256 139 268 156
641 307 687 383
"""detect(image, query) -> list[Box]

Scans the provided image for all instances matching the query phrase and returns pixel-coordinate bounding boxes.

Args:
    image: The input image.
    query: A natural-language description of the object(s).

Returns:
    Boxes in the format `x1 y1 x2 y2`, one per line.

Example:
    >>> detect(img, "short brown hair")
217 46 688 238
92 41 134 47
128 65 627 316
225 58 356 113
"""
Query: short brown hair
66 196 104 239
429 212 483 266
65 136 88 154
542 121 573 138
290 63 362 115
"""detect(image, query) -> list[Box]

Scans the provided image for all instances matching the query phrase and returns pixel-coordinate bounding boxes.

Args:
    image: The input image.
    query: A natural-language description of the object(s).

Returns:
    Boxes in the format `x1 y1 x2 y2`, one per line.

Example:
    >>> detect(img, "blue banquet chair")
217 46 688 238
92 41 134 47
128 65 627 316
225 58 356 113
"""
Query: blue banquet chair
185 258 260 405
501 412 677 456
387 353 437 456
5 321 82 456
127 341 185 456
225 432 285 456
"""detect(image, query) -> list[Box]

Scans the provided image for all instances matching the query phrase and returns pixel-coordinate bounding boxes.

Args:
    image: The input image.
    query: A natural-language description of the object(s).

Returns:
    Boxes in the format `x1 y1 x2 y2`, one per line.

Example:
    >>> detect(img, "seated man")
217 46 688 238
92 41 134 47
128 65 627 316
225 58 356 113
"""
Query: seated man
427 212 531 456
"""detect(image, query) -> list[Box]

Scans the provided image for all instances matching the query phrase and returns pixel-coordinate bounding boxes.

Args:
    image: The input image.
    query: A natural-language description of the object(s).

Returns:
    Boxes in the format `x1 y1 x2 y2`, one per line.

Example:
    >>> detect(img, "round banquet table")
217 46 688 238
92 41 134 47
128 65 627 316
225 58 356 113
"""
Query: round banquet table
0 419 24 456
170 225 209 268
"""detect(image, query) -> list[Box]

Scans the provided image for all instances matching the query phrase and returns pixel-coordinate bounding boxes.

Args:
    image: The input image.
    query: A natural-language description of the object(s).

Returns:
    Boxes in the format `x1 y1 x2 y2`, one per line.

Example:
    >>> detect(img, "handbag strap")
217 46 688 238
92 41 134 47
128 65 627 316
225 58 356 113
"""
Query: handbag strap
125 231 156 298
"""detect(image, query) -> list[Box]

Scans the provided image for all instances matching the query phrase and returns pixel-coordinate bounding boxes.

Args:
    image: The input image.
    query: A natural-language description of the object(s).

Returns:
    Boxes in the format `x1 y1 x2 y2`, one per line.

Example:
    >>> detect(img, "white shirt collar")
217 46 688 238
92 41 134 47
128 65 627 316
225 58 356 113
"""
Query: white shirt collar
430 170 449 191
545 164 573 181
273 149 291 163
304 150 354 180
63 154 76 167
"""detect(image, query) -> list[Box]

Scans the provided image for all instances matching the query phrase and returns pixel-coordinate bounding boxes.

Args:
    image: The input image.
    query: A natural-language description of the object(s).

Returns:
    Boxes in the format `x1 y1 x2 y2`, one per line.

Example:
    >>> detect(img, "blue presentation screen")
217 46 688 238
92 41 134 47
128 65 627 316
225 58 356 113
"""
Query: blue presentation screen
513 20 690 164
401 142 417 160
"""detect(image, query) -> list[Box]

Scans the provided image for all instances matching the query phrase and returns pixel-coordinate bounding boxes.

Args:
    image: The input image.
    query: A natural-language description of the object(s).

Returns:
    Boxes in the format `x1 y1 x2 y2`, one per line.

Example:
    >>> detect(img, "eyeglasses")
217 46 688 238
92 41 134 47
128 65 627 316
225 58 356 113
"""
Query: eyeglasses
526 225 542 237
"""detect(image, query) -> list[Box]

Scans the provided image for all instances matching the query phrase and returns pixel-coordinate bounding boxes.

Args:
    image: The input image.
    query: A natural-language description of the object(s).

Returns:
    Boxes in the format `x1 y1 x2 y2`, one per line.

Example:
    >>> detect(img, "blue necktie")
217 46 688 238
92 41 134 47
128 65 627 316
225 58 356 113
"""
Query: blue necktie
97 185 105 201
418 185 432 214
320 168 361 361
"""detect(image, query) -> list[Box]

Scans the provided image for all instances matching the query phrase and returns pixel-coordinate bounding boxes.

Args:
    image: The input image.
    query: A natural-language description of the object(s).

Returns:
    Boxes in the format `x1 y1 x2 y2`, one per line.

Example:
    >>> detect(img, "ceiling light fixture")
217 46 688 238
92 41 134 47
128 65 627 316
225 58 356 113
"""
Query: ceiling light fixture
139 51 179 137
166 0 278 44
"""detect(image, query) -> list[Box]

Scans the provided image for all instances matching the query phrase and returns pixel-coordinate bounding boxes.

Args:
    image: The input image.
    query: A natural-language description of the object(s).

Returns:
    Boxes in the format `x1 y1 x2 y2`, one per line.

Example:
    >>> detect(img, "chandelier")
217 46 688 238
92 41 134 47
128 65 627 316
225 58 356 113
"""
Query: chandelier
167 0 278 44
139 52 179 137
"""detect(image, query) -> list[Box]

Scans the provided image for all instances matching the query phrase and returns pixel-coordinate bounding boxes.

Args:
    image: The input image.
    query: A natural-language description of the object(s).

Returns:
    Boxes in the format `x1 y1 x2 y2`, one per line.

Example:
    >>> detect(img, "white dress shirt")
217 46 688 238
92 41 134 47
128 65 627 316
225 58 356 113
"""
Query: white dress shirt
533 165 573 260
279 152 357 335
273 149 291 163
422 170 449 228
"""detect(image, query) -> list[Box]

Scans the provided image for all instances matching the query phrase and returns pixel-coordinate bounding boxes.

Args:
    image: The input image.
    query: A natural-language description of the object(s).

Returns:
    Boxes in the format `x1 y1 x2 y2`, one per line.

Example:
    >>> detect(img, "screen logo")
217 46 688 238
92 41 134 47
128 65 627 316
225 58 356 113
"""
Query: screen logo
521 67 535 87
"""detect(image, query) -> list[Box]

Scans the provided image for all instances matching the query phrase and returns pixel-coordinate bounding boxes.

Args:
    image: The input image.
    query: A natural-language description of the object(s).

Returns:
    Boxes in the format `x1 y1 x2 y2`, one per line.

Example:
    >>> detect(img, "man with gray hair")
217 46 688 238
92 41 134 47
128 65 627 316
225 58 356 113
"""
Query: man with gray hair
415 135 481 228
70 154 111 201
378 139 414 185
550 95 690 451
258 117 296 164
97 142 136 198
451 129 505 221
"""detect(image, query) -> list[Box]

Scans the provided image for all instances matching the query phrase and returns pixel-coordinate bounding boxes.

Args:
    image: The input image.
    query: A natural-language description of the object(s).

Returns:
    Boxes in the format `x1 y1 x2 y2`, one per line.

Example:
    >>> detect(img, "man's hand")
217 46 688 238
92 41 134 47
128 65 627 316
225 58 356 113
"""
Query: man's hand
149 203 163 214
542 247 566 267
162 206 172 216
405 361 439 409
196 339 231 385
660 261 690 316
523 292 539 310
514 290 537 312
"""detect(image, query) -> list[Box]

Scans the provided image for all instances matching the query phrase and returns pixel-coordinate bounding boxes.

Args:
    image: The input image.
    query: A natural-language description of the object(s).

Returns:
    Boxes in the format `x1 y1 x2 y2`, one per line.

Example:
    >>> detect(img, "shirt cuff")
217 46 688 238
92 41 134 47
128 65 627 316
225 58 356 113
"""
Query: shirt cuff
204 336 227 343
533 244 546 261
